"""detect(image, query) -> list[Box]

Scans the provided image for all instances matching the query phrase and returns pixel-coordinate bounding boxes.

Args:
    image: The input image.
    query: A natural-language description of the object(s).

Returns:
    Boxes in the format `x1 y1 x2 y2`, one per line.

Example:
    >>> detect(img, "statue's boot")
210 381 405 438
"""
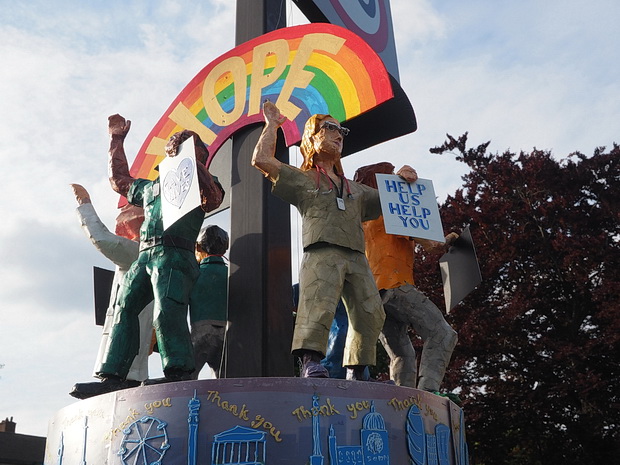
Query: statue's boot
70 375 139 399
427 389 462 406
300 350 329 378
142 368 193 386
345 365 368 381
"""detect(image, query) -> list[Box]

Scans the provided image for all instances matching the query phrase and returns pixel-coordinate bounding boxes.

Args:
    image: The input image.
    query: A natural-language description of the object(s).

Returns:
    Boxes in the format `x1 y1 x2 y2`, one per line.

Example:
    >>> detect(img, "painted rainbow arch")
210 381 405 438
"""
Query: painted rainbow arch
293 0 400 81
129 23 394 180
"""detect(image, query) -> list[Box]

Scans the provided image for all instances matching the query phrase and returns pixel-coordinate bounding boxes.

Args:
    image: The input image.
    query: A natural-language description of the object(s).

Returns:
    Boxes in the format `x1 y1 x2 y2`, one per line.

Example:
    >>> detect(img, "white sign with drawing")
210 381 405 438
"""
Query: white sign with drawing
376 174 445 242
159 140 201 231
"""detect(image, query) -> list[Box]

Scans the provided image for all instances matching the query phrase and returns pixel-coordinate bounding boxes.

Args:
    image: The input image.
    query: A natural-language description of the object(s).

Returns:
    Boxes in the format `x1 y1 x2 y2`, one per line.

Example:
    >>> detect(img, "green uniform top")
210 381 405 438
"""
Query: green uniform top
189 256 228 323
272 164 381 253
128 178 204 245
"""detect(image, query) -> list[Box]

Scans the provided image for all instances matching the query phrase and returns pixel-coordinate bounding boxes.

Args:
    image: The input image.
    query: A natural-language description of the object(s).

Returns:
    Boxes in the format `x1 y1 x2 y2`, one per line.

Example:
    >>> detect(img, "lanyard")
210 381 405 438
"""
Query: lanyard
315 166 351 198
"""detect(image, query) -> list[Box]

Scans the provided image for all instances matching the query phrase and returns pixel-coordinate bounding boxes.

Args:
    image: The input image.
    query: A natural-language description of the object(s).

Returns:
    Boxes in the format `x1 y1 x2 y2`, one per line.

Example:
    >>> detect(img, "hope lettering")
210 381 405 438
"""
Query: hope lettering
171 34 345 145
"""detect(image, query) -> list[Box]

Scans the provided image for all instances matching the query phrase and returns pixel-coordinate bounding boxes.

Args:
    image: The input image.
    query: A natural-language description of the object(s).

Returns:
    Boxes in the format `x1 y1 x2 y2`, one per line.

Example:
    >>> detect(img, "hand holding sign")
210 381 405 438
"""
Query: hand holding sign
376 174 445 242
395 164 418 183
439 226 482 312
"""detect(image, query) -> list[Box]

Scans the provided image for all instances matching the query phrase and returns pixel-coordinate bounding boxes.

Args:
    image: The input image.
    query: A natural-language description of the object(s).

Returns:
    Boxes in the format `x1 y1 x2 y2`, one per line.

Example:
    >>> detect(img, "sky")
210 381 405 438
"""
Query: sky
0 0 618 437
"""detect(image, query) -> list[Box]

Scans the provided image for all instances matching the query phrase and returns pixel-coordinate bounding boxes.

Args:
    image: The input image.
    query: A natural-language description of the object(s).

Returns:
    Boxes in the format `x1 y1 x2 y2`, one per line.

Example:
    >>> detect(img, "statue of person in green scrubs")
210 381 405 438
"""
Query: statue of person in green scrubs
189 224 229 379
71 114 224 398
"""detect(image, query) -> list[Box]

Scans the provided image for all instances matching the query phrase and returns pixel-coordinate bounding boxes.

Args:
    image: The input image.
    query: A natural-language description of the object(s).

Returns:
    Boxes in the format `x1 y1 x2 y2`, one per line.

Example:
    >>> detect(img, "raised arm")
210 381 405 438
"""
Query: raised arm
107 114 135 197
197 162 225 213
71 183 139 268
251 101 287 182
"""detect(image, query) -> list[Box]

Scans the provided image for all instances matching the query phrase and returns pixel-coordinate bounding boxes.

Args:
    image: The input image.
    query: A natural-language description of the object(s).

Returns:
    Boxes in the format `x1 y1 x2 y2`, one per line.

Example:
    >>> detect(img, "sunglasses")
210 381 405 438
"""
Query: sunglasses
321 121 350 137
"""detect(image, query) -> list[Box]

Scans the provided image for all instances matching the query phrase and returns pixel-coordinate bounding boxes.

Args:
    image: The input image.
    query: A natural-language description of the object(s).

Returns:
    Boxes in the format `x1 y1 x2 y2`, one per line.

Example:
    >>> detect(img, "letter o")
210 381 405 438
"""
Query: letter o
203 56 247 127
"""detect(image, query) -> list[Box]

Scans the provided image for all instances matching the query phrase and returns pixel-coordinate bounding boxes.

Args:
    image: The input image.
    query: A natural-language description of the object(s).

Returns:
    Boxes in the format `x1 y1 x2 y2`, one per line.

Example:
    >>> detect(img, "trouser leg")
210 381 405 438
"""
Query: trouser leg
190 320 225 379
417 319 457 392
151 266 196 375
379 314 417 387
97 258 153 379
92 271 123 378
126 301 154 382
321 302 349 379
292 248 345 357
396 285 457 392
341 252 385 367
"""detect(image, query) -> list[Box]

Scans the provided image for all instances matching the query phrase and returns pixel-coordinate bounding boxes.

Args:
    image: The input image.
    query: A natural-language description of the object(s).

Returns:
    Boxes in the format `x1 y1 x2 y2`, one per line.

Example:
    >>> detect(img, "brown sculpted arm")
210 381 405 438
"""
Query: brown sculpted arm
197 162 224 213
107 114 135 197
252 101 287 182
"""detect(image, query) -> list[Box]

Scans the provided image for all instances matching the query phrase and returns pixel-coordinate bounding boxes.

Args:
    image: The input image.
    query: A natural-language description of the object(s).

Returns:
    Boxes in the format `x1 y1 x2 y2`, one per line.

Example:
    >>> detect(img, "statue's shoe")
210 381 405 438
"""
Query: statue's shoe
428 390 462 406
301 361 330 378
70 378 140 399
142 372 193 386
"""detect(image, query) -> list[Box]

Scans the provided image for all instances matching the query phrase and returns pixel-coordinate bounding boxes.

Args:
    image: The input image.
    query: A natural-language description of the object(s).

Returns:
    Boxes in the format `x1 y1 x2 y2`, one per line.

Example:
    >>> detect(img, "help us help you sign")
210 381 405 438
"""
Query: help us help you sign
376 174 445 242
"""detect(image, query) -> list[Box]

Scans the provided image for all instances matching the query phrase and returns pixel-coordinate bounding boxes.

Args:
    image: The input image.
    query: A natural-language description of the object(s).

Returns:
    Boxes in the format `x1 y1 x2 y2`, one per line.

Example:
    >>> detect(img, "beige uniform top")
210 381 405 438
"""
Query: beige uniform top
272 164 381 253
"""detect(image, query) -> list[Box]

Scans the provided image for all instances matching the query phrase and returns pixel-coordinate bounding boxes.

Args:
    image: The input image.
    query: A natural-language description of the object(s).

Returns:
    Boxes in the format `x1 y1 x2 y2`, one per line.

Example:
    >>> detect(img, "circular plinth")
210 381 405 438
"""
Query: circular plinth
44 377 467 465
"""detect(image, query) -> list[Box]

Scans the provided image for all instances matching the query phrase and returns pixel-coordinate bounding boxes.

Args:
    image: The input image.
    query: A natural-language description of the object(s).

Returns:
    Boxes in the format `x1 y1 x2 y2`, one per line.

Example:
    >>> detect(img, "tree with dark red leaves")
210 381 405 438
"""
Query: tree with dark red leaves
415 134 620 465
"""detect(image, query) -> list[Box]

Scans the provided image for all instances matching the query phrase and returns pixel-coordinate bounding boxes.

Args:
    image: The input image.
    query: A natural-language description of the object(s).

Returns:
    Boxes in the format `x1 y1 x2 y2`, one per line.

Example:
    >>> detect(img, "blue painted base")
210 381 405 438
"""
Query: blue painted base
44 378 468 465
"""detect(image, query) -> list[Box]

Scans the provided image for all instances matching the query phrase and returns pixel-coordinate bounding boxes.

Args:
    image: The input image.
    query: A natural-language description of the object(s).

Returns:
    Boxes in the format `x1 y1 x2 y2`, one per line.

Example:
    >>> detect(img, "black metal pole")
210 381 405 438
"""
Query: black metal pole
225 0 293 378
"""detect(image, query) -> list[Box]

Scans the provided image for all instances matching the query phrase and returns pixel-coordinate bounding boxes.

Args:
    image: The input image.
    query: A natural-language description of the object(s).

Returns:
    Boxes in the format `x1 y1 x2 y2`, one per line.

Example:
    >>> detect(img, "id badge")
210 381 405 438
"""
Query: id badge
337 197 346 211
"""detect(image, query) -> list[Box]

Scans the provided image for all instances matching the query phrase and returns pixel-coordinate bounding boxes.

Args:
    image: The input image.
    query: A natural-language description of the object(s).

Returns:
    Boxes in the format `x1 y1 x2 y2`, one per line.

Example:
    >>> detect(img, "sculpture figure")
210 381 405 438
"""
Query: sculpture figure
252 101 416 380
189 224 229 379
72 114 224 398
69 185 154 398
354 162 458 392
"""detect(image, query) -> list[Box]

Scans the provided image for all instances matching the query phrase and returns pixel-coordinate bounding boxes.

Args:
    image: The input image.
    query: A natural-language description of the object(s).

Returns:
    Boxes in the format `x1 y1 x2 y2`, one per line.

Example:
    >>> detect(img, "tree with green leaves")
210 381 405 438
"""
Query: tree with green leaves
414 135 620 464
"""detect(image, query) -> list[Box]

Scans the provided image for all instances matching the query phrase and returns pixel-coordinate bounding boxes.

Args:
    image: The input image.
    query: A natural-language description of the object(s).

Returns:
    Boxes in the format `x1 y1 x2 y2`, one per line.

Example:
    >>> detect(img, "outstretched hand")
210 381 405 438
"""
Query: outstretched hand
108 114 131 139
263 101 287 127
70 183 91 205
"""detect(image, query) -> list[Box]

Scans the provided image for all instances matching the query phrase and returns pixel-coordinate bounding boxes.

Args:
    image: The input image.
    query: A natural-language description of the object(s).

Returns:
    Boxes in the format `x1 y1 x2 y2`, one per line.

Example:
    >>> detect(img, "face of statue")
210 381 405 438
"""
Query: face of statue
312 117 344 159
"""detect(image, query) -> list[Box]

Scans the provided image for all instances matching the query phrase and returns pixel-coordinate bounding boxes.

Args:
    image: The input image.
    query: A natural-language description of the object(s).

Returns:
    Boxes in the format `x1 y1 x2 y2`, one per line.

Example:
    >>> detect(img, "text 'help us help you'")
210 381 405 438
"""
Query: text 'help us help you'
376 174 445 242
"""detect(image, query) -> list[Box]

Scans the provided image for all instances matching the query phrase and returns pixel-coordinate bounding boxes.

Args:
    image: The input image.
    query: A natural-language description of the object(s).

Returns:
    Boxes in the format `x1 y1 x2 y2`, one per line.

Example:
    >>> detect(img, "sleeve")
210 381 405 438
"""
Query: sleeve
360 184 382 221
199 171 225 213
126 179 150 208
76 203 139 269
271 164 309 207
